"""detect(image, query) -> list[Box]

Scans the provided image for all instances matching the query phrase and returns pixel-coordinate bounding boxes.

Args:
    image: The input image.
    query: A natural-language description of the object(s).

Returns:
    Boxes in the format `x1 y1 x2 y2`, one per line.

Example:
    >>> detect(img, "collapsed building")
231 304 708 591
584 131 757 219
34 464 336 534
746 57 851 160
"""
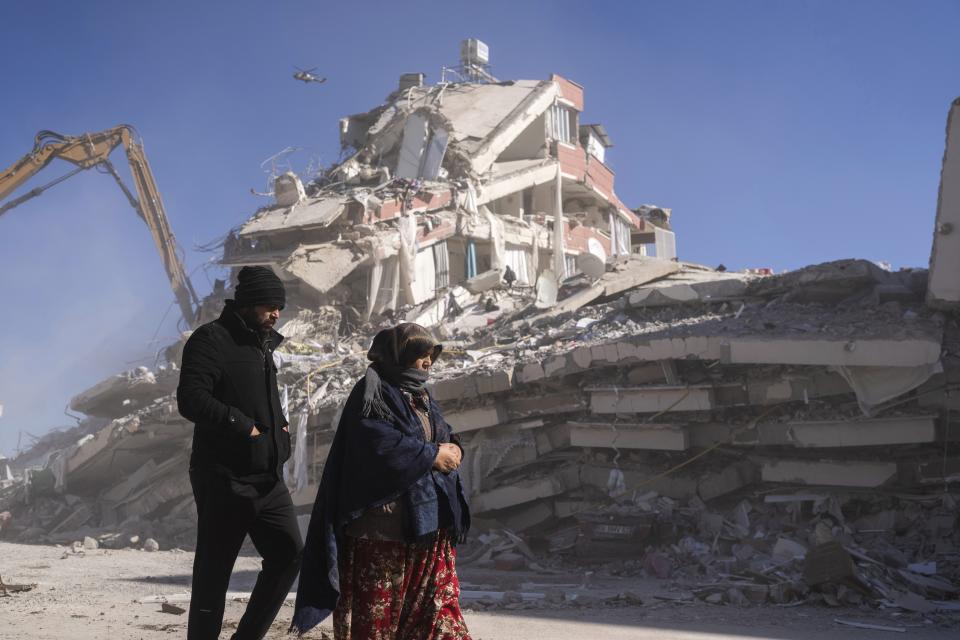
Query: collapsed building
1 45 958 613
222 62 674 327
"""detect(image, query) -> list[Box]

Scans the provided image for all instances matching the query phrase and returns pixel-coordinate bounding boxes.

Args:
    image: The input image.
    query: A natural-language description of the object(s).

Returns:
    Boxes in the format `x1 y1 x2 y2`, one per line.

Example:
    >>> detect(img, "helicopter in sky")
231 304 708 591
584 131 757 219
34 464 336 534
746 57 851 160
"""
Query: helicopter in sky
293 66 326 84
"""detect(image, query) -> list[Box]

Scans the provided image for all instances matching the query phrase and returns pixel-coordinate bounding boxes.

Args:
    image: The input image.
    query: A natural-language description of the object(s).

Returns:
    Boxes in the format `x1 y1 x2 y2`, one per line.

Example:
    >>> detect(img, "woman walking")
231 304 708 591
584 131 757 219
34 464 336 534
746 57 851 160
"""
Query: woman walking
292 323 471 639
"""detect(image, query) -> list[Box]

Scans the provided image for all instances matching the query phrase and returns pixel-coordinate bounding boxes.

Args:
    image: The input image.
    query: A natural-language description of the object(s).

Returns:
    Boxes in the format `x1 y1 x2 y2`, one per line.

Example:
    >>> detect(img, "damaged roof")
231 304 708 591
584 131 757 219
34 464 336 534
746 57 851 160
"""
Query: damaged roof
239 195 347 237
411 80 550 151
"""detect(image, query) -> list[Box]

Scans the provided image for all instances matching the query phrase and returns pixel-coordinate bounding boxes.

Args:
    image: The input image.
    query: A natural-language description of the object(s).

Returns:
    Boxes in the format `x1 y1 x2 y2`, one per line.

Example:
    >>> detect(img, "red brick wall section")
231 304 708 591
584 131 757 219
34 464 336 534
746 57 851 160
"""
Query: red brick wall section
585 157 615 201
557 142 643 229
366 189 454 223
418 218 456 244
551 74 585 112
557 142 587 181
568 222 612 256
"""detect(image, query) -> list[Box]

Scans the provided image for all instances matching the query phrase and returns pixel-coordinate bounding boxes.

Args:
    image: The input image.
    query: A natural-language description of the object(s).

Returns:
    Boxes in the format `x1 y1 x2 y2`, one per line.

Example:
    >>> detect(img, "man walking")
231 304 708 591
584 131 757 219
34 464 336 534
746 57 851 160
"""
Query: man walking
177 266 302 640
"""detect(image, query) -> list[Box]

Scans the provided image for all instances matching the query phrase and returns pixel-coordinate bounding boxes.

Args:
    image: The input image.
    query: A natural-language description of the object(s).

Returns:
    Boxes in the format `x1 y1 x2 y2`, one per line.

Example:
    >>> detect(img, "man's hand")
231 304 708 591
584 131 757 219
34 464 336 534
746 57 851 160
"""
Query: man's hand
433 443 462 473
282 426 289 433
250 426 261 437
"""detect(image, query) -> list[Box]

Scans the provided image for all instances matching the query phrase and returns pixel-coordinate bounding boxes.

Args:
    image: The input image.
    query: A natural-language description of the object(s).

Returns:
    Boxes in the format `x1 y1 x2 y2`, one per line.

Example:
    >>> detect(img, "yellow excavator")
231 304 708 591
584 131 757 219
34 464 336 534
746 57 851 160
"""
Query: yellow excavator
0 125 200 327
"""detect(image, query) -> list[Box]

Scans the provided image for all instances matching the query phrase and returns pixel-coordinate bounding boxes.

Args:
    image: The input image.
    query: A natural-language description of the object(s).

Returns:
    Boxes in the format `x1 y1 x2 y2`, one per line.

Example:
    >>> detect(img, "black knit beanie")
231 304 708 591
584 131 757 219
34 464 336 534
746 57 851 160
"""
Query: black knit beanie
234 266 286 309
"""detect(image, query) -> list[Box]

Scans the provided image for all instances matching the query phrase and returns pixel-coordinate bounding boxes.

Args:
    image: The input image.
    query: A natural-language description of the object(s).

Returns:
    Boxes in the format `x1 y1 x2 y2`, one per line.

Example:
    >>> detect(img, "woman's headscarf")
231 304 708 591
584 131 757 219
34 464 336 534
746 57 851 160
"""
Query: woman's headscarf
362 323 442 421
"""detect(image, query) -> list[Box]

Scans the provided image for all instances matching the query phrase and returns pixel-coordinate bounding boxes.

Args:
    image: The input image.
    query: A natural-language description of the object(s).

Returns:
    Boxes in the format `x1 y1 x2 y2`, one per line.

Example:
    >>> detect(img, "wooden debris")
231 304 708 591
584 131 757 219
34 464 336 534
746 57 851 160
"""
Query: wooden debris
833 618 906 633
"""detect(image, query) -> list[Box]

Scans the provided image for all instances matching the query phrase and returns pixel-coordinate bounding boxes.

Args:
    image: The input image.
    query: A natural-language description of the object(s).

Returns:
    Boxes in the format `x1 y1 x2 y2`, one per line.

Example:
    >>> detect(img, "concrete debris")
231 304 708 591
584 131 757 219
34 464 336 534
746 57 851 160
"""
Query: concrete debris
69 365 178 419
627 266 752 307
3 67 959 619
160 602 187 615
0 575 37 596
803 541 854 585
760 459 898 488
928 98 960 309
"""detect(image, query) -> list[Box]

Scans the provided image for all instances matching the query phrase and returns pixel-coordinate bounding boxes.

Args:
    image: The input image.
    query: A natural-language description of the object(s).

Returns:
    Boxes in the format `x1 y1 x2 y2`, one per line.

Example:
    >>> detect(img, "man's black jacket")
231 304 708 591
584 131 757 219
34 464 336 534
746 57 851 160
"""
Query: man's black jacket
177 301 291 481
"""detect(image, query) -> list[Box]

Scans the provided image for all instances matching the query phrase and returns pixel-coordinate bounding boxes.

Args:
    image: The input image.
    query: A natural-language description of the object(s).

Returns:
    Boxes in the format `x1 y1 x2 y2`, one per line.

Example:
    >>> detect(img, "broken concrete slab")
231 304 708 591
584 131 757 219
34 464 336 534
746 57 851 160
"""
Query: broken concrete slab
698 460 758 502
0 576 37 596
568 422 689 451
101 459 158 503
445 404 508 433
470 465 579 513
726 336 942 368
526 256 681 323
836 362 942 415
533 283 603 320
599 255 681 298
464 269 502 294
733 415 938 448
238 195 347 237
589 386 714 414
62 422 119 480
514 329 942 390
477 368 515 396
747 259 894 303
281 243 364 295
788 415 936 447
48 503 93 535
69 367 175 419
628 267 751 307
772 537 808 562
528 422 573 456
161 602 187 615
431 367 515 402
453 79 559 174
625 362 669 385
478 159 558 205
743 369 851 406
927 97 960 308
505 392 585 419
761 459 897 487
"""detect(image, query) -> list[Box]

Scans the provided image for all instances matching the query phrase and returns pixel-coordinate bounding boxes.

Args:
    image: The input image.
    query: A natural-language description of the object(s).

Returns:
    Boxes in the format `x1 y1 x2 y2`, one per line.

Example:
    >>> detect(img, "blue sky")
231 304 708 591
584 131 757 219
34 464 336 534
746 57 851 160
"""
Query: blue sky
1 0 958 455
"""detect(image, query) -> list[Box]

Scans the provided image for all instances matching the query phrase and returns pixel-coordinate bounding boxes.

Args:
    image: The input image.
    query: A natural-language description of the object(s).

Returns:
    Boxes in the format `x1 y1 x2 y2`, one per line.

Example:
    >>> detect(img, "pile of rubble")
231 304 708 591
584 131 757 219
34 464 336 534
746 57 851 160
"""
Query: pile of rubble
0 365 195 549
1 50 958 618
456 489 959 620
3 259 957 597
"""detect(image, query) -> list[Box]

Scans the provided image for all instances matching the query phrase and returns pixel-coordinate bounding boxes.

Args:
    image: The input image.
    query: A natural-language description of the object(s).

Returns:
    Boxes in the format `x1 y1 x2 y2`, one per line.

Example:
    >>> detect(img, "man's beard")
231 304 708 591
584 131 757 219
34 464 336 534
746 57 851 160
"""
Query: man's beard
240 309 273 339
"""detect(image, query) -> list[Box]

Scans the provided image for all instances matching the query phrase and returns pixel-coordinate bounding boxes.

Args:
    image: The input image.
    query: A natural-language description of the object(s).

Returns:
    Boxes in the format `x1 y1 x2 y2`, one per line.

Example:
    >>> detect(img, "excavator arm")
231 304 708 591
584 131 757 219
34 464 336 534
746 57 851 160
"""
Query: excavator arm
0 125 200 327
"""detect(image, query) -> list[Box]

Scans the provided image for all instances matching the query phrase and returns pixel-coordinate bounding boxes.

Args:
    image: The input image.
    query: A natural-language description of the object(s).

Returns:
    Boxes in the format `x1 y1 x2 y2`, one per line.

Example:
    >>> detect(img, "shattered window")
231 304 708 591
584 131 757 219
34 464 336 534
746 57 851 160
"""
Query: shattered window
610 213 632 255
433 241 450 290
396 113 449 181
549 104 575 145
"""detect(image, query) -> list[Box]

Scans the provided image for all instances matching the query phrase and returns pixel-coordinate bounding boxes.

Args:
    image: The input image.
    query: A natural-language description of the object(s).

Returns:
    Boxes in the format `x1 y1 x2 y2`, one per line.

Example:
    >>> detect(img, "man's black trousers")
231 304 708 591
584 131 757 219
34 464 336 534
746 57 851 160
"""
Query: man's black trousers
188 470 303 640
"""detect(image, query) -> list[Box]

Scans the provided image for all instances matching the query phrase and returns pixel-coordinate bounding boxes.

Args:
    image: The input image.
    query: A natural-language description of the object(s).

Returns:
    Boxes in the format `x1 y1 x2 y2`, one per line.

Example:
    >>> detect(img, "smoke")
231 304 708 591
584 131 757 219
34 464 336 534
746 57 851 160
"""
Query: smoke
0 179 183 456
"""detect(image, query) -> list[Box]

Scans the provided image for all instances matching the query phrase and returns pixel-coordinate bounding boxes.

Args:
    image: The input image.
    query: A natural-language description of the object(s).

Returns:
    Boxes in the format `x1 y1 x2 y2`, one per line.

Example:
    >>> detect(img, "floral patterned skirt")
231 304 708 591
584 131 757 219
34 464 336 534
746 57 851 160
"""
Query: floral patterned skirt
333 531 472 640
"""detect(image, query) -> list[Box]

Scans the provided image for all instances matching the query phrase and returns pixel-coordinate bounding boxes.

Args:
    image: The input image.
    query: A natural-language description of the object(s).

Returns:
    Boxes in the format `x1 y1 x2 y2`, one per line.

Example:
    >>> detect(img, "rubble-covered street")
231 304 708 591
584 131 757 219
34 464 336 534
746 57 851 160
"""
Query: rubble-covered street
1 540 957 640
1 37 959 639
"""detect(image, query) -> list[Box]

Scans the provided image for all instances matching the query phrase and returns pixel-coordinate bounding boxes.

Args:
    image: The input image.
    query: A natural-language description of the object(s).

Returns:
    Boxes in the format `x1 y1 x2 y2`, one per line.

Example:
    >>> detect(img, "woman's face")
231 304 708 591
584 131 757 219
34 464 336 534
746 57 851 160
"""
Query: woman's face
410 352 433 372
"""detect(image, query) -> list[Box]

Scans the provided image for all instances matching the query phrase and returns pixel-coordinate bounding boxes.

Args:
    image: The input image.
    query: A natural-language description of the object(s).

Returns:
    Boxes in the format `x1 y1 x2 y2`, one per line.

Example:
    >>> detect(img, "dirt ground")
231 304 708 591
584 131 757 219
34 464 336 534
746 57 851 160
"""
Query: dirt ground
0 541 957 640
